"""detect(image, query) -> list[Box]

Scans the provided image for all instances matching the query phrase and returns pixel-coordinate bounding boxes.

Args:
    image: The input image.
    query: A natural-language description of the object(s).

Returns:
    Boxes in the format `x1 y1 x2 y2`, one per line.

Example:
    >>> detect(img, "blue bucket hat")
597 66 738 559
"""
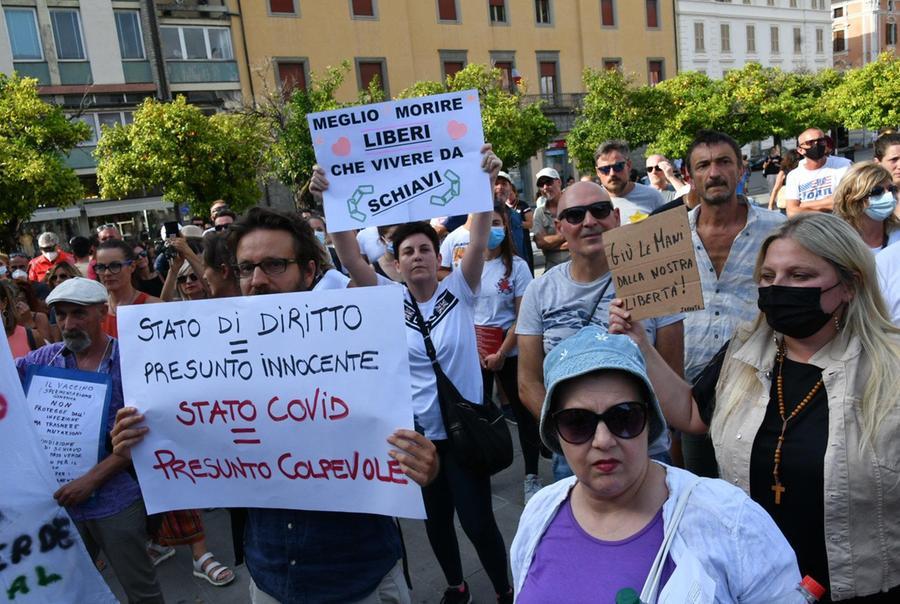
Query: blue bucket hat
540 327 668 455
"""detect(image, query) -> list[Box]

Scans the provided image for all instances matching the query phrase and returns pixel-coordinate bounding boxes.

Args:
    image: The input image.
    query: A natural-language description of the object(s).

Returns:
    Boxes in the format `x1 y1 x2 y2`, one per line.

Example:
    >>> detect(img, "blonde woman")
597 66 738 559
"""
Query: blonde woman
609 213 900 602
833 162 900 252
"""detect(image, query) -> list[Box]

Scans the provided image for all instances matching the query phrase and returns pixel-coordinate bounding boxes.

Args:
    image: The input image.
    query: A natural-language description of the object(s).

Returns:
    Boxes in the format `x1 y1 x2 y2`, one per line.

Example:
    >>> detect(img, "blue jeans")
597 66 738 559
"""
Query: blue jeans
552 450 674 482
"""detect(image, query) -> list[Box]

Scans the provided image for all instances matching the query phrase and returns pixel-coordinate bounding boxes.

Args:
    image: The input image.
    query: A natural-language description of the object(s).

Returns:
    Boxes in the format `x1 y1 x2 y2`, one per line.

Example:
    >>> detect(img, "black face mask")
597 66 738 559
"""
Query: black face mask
757 283 840 339
803 142 827 161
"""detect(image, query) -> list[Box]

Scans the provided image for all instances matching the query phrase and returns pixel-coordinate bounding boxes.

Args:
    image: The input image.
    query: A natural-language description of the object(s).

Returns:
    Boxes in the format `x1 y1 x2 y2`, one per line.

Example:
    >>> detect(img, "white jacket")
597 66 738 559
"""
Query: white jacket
510 464 805 603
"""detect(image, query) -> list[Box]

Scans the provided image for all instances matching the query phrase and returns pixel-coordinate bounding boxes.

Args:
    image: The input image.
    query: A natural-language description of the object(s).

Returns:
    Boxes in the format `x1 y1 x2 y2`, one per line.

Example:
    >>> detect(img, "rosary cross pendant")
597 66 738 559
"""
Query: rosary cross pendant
772 483 785 505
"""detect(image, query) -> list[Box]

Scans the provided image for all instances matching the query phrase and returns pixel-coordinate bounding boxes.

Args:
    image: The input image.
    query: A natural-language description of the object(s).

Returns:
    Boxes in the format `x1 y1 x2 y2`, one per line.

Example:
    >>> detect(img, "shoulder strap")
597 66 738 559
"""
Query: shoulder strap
586 277 613 327
639 476 703 604
407 292 439 365
25 326 37 351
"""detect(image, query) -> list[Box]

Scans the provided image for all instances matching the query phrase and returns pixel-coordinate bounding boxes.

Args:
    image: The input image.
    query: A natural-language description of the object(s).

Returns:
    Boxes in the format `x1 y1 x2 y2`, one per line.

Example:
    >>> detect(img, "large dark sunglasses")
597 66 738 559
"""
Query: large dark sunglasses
553 402 648 444
647 165 664 173
558 201 614 225
177 273 199 284
869 184 898 197
596 161 627 175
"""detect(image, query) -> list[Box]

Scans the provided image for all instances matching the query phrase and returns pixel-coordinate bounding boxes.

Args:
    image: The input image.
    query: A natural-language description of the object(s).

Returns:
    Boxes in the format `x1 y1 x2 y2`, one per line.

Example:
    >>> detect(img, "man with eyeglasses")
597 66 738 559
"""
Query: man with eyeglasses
595 140 666 224
532 167 571 271
516 180 683 481
645 154 690 203
784 127 852 217
28 231 74 282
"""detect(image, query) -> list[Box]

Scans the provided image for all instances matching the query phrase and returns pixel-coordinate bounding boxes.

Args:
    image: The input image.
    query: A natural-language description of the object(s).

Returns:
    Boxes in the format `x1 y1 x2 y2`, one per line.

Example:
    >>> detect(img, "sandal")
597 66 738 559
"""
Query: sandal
192 552 235 587
147 542 175 567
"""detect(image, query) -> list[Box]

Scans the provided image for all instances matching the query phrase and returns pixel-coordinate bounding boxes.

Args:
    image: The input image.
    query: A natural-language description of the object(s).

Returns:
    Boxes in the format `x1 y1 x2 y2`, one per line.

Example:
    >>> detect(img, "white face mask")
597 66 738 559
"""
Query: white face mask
43 251 58 262
0 265 6 276
12 269 27 280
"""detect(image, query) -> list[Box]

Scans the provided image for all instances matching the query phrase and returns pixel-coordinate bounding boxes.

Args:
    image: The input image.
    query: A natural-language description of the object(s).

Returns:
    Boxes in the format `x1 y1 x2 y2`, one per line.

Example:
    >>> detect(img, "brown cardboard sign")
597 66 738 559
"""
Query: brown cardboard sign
603 206 704 321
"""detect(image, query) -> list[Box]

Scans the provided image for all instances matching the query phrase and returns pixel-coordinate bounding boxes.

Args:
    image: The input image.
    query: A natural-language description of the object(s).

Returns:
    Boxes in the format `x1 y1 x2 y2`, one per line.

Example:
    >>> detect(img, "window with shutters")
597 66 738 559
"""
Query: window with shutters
600 0 615 27
269 0 296 15
437 0 458 22
351 0 376 18
443 61 464 80
833 7 843 17
538 60 558 100
887 22 897 46
793 27 801 53
694 22 705 51
535 0 552 25
277 61 307 97
602 58 622 72
747 25 756 53
357 59 388 95
489 0 507 23
816 28 824 53
646 0 659 28
493 60 515 90
771 26 780 53
721 23 731 52
648 59 664 86
833 29 846 52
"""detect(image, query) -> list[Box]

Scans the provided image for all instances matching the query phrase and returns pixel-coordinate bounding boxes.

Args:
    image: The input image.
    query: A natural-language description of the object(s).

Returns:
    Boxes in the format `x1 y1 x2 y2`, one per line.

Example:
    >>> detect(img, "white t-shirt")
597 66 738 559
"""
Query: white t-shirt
608 182 666 224
876 243 900 325
356 227 385 263
783 155 851 205
439 225 470 269
475 256 532 329
404 270 483 440
313 268 350 291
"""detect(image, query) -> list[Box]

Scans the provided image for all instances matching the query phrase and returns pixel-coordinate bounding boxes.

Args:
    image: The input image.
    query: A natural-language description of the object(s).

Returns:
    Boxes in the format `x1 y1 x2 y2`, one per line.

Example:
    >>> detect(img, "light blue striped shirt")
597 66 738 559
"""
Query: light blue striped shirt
683 202 786 381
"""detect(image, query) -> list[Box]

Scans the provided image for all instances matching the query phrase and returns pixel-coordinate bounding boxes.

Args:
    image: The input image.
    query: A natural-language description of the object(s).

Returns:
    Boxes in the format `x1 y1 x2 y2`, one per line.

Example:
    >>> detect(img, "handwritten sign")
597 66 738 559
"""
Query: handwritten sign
118 286 426 519
603 207 704 321
308 90 491 232
25 367 110 486
0 342 116 603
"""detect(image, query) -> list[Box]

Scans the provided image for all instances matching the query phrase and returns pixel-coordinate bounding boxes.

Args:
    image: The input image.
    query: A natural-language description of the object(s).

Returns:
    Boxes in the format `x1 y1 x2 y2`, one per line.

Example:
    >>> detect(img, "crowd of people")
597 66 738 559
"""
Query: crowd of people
3 128 900 604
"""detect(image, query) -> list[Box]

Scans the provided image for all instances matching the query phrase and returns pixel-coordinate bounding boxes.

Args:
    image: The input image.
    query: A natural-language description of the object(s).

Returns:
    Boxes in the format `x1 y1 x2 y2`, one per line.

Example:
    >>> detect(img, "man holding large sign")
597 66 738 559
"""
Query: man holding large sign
113 207 438 604
307 90 491 232
13 278 162 603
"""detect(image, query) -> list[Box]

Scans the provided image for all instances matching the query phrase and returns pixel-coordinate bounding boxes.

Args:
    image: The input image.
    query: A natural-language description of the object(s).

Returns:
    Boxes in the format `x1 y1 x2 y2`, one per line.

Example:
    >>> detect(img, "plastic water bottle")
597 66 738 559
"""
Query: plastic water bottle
797 576 826 602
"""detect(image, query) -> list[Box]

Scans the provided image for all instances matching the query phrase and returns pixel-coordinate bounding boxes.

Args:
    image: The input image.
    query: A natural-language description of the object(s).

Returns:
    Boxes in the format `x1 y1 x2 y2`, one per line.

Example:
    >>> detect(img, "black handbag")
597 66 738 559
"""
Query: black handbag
409 296 513 476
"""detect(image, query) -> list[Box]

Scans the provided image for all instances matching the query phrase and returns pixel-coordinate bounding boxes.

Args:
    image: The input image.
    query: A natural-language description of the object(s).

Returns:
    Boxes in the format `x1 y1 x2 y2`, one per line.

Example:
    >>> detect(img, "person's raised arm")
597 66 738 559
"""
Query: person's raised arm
460 144 502 293
608 300 707 434
309 166 378 287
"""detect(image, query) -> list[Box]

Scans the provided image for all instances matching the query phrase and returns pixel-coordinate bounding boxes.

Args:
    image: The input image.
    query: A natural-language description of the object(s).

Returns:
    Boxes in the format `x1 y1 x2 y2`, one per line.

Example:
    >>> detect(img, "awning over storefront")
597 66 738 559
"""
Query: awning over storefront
28 197 173 223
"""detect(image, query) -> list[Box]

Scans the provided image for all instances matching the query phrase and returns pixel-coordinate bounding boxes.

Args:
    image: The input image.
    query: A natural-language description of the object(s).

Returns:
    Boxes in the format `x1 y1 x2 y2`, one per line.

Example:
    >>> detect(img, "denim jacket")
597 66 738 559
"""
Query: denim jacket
510 464 804 603
712 324 900 600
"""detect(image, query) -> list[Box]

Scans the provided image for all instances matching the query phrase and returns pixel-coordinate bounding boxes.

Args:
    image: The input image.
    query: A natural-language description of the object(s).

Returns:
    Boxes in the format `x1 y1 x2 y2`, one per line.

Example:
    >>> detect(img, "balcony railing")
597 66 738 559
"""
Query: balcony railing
523 93 586 110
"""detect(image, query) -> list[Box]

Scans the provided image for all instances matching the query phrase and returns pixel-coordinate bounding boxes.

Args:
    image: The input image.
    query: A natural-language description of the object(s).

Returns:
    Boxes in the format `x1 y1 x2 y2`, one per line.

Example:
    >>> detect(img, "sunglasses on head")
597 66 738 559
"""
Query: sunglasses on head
553 402 648 444
177 273 199 284
96 223 116 232
869 184 898 197
596 161 627 175
558 201 614 225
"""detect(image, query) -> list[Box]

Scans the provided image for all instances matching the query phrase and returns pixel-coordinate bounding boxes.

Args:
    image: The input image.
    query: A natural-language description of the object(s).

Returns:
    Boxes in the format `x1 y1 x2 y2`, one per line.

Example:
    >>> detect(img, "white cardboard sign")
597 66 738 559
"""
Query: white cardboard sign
307 89 492 232
117 286 426 519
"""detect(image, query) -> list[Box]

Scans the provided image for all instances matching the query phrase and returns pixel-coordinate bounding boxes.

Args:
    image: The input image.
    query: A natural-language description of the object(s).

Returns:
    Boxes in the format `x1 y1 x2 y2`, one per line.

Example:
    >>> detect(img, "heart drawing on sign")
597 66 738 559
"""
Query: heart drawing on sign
332 136 352 156
447 120 468 140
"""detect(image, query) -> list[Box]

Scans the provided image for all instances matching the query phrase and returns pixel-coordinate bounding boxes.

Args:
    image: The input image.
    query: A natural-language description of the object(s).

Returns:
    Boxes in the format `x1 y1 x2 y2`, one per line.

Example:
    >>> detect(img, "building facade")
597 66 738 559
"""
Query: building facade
832 0 898 69
676 0 833 77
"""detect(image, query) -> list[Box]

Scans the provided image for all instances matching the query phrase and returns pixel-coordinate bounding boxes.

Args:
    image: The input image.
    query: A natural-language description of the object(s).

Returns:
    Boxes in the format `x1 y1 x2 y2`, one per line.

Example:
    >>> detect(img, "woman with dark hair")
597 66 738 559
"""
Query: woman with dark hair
2 281 44 357
768 149 802 213
133 243 164 297
95 239 160 337
12 279 53 343
476 203 542 502
201 232 240 298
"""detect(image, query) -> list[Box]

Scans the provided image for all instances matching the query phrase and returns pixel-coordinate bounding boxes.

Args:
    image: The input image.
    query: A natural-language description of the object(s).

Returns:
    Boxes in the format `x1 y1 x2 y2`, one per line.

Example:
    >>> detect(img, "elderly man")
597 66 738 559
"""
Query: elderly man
532 167 570 271
645 153 691 203
16 278 163 603
28 231 74 282
516 180 683 480
595 140 666 223
784 127 852 217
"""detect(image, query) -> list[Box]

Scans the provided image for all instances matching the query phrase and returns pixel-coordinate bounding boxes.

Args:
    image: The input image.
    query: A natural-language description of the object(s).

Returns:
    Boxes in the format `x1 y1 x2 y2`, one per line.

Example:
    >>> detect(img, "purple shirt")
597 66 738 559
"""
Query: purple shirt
518 497 675 604
16 339 142 522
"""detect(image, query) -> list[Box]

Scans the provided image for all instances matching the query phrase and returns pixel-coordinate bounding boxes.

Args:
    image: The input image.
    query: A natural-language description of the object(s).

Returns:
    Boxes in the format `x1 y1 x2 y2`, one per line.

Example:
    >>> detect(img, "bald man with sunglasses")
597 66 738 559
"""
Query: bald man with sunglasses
516 181 683 481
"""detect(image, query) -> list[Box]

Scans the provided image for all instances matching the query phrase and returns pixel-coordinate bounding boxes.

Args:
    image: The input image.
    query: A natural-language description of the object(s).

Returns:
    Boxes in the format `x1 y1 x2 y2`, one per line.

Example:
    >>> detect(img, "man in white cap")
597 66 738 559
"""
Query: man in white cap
15 277 163 602
532 167 570 271
28 231 74 282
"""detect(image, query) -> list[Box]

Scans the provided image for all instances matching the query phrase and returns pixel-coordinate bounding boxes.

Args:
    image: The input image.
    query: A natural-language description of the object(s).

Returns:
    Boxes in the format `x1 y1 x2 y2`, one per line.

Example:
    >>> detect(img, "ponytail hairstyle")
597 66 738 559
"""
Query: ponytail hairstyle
493 201 516 278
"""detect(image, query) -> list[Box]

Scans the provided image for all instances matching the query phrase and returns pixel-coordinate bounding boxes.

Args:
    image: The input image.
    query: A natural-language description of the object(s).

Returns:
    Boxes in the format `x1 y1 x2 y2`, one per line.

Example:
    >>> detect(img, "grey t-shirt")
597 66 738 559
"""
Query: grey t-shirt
609 182 666 224
532 205 570 271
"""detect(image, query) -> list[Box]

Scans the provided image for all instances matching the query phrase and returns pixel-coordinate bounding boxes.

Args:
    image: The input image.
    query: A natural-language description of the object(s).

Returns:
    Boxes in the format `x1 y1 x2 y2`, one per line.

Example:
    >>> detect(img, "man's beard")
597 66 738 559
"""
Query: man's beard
700 178 733 205
62 329 92 353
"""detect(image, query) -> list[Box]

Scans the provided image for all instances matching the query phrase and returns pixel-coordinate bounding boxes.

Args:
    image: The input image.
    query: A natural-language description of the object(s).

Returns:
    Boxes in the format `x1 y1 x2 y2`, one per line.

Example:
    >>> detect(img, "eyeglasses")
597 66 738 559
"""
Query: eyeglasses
96 223 116 232
646 165 664 173
596 161 627 175
800 137 826 148
537 178 557 189
94 260 133 274
869 184 898 197
558 201 614 225
234 258 297 279
177 273 199 284
214 223 231 231
48 273 72 283
39 245 57 252
553 402 648 444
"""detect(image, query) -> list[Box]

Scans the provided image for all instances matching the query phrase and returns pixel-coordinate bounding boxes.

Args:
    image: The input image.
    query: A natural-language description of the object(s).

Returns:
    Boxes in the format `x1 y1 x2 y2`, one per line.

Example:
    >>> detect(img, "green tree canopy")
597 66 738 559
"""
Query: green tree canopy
397 63 556 170
95 96 267 216
827 53 900 130
0 74 90 249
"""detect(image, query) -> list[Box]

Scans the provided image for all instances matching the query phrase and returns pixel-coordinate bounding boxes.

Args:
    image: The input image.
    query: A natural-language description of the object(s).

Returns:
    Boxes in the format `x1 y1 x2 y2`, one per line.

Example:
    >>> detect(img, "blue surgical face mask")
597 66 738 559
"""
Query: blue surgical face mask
865 190 897 221
314 230 327 245
384 241 394 256
488 226 506 250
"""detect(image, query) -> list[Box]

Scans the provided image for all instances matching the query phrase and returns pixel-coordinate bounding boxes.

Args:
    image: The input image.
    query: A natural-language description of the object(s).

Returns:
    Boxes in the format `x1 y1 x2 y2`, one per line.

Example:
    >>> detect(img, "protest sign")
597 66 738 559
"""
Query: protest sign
25 367 111 486
603 207 704 321
0 342 116 604
308 89 491 232
118 285 426 519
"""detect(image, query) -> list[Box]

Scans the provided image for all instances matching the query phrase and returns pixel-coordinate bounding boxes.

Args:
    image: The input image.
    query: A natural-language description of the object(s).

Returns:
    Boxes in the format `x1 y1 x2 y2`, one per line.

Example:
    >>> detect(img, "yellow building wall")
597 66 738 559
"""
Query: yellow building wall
237 0 677 103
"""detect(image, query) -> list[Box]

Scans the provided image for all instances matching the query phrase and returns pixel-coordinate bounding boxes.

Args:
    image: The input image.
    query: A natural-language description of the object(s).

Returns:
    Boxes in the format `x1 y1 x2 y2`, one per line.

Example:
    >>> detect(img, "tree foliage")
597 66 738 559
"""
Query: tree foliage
397 64 556 169
95 96 267 215
826 53 900 130
0 74 90 248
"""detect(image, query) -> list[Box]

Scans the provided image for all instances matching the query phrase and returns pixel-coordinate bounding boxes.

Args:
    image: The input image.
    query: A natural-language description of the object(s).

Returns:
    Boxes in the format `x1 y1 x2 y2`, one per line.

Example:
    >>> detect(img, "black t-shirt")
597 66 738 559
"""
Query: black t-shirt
763 156 782 176
136 275 163 298
692 345 832 595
